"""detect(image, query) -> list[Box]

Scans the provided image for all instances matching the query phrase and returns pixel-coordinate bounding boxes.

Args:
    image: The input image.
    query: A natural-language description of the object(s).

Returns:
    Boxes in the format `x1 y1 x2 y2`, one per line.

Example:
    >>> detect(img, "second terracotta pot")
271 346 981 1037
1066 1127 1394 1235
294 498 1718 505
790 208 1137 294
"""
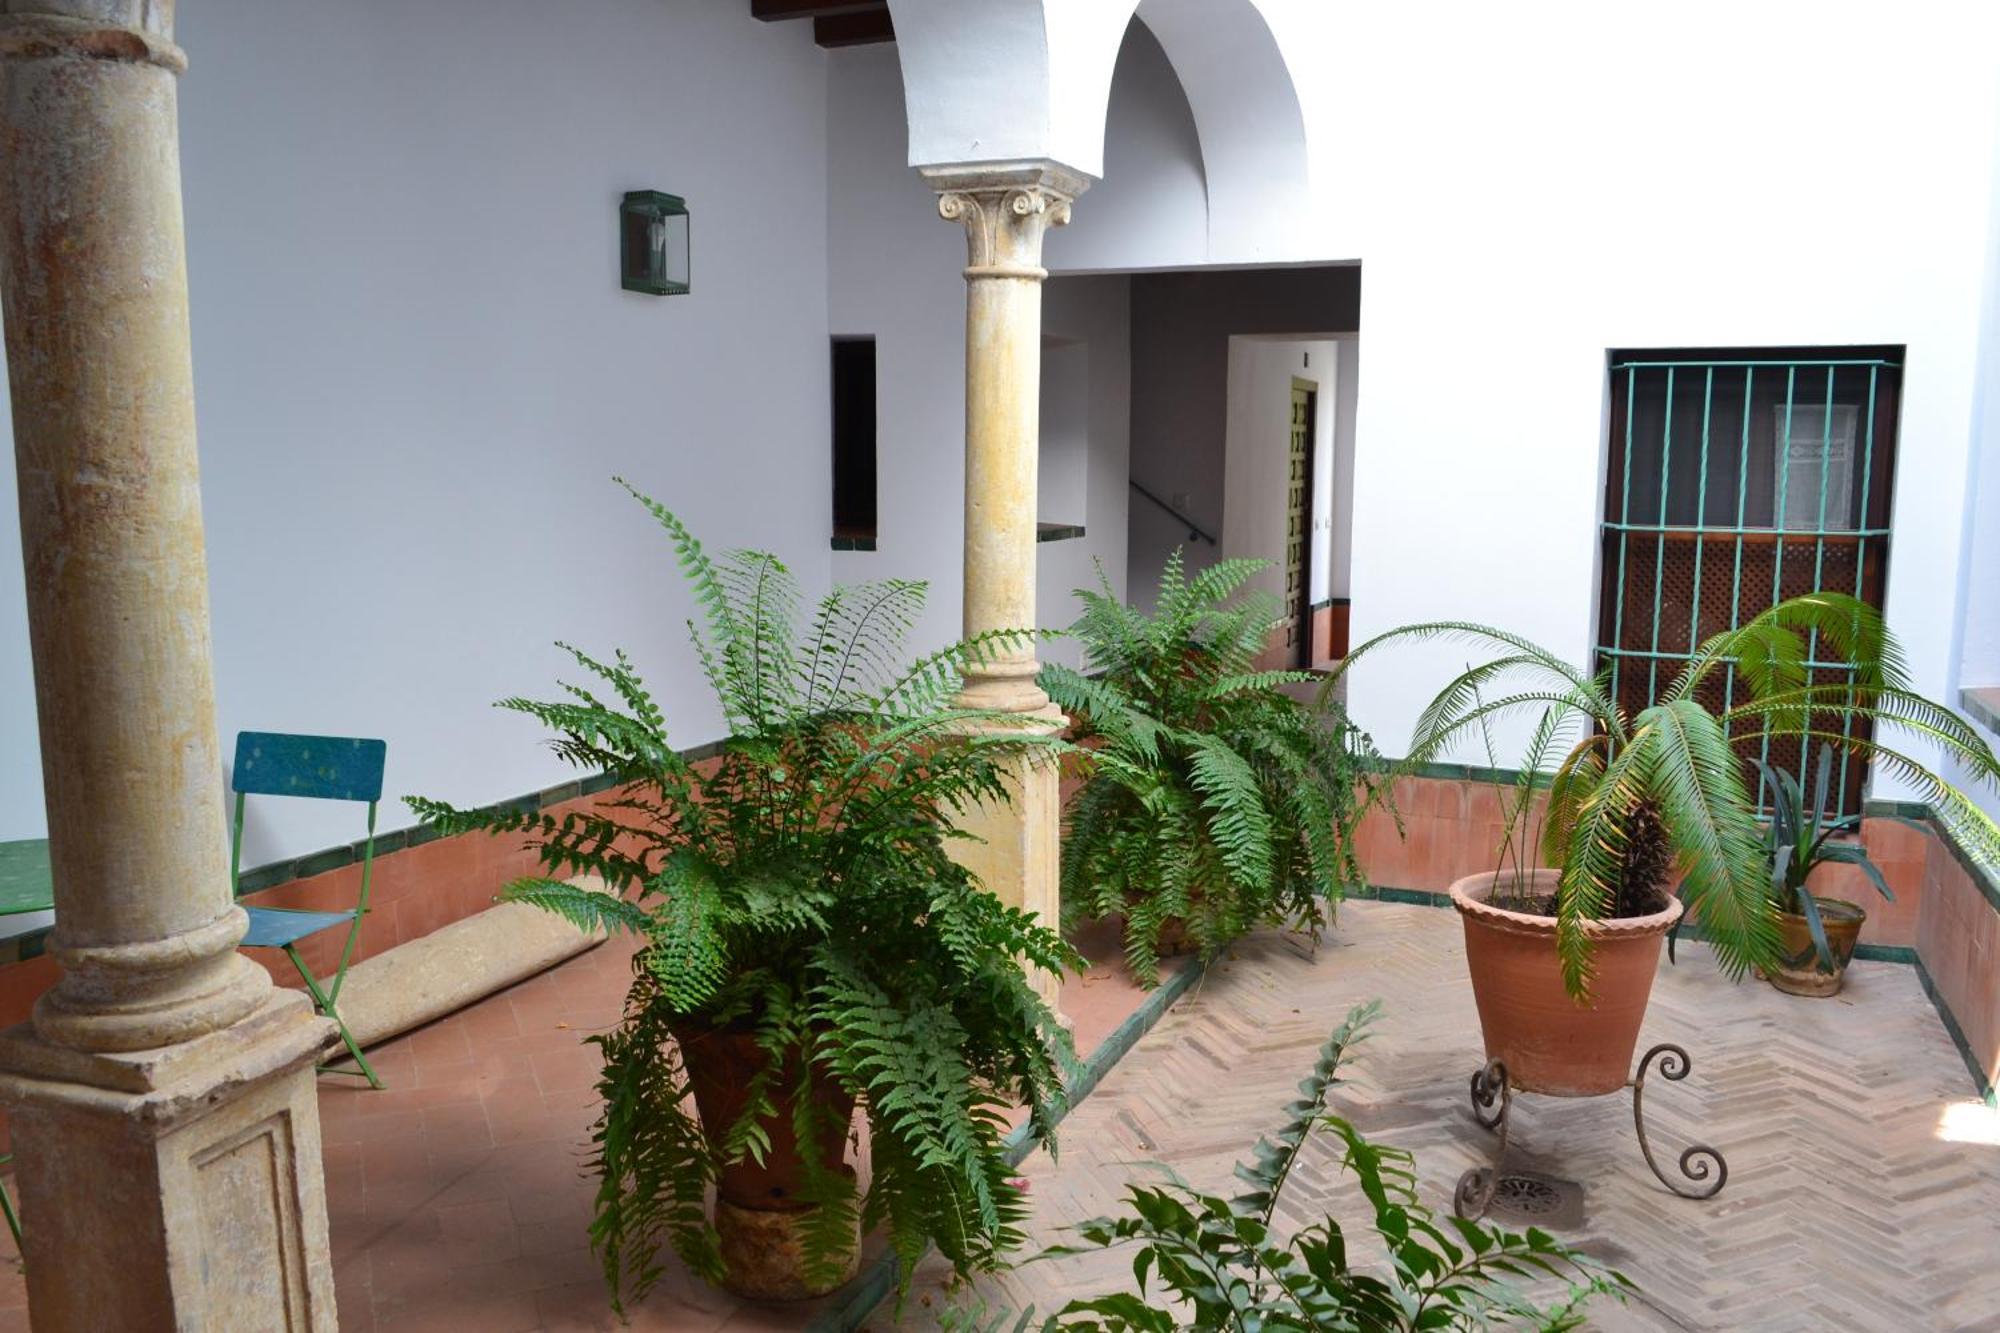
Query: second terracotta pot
672 1022 856 1213
1449 869 1682 1097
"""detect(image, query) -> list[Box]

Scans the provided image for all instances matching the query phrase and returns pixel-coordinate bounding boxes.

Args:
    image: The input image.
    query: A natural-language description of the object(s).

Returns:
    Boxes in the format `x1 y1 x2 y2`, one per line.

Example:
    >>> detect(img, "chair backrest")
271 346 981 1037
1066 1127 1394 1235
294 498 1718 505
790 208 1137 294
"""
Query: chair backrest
232 733 386 805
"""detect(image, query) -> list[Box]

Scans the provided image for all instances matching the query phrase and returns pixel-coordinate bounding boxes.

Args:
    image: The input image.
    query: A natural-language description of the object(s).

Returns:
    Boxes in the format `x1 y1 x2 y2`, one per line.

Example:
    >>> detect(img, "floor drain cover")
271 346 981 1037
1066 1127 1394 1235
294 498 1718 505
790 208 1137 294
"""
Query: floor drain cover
1487 1171 1585 1229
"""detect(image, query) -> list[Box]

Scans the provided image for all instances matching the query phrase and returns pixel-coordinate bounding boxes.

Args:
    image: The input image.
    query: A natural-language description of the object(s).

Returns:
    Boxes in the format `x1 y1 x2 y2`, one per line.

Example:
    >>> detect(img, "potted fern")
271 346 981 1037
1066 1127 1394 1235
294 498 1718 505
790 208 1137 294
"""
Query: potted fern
1332 592 2000 1096
410 483 1080 1305
1042 553 1382 987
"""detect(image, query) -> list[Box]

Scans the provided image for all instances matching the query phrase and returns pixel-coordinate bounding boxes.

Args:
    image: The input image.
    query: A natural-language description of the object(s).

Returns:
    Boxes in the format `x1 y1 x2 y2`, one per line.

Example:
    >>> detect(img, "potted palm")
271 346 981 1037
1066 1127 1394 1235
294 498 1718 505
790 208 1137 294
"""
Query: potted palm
1041 553 1383 987
1753 743 1897 997
1755 728 1998 995
1332 592 1999 1096
410 483 1080 1306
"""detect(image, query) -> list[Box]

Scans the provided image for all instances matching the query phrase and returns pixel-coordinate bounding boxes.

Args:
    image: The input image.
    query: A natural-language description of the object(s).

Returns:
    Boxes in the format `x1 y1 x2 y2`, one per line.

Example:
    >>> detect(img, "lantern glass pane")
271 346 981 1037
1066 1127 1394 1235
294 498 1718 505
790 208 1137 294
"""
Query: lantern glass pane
660 212 690 289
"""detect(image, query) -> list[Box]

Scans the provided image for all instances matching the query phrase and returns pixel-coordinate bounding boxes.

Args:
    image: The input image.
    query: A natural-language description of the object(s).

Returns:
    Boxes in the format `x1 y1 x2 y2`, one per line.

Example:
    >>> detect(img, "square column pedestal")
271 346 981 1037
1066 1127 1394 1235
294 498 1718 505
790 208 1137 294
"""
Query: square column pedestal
0 993 338 1331
949 740 1066 1012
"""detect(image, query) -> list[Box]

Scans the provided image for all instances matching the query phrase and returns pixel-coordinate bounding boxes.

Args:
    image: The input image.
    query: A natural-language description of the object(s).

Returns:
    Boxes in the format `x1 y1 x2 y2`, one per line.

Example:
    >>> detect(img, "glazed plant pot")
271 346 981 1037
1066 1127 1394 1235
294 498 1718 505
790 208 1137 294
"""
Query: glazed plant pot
1449 869 1683 1097
673 1022 859 1299
1768 897 1866 998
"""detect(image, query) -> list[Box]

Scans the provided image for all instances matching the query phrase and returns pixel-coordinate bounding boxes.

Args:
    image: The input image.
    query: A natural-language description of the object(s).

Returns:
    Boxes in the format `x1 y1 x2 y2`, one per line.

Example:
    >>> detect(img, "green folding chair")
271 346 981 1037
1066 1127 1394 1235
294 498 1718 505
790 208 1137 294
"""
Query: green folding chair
231 731 388 1090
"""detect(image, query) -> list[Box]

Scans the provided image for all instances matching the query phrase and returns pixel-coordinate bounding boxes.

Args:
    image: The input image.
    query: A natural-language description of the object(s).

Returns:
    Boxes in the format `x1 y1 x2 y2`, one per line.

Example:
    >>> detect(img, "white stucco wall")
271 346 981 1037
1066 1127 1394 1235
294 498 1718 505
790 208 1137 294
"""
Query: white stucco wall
0 0 835 858
1946 95 2000 821
1325 337 1359 605
1312 4 2000 800
1040 278 1134 659
8 0 2000 861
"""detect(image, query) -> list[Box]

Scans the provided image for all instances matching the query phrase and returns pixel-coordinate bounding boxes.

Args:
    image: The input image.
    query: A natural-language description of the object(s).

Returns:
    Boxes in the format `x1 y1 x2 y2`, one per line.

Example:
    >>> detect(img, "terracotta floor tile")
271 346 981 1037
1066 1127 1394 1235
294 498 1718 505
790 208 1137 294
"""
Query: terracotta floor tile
376 1284 542 1333
0 923 1171 1329
419 1101 495 1151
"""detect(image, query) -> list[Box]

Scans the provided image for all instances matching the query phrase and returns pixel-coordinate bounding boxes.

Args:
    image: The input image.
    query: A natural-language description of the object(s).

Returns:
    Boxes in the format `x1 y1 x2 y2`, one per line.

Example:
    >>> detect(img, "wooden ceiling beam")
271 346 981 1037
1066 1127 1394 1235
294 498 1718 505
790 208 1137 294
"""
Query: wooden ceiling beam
813 9 894 46
750 0 885 21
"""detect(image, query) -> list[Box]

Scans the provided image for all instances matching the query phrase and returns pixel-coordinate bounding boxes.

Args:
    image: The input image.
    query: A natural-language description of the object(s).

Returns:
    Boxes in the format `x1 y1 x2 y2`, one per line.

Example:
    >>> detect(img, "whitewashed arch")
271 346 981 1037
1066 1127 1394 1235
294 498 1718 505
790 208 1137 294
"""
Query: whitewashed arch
887 0 1313 260
1135 0 1312 259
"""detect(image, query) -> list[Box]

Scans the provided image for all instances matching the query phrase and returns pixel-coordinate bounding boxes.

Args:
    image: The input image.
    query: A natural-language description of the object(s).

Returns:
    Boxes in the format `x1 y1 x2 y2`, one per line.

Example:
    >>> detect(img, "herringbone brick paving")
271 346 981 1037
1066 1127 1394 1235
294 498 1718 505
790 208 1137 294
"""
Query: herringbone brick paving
900 901 2000 1332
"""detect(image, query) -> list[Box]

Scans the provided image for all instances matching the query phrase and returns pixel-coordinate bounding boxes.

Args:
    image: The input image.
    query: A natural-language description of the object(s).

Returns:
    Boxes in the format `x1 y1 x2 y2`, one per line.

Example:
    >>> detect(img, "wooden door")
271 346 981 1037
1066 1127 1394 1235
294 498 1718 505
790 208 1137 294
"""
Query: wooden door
1286 379 1317 667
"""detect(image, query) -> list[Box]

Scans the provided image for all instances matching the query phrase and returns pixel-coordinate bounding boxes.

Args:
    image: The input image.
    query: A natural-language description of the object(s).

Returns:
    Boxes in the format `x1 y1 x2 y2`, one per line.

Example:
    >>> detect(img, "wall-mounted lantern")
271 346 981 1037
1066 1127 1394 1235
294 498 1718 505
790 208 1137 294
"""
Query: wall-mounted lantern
620 190 690 296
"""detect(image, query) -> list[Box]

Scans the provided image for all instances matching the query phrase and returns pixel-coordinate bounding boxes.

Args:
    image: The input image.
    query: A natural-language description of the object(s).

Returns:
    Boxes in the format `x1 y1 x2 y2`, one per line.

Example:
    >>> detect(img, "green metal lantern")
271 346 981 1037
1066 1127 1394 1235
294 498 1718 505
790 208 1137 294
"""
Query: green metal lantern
620 190 689 296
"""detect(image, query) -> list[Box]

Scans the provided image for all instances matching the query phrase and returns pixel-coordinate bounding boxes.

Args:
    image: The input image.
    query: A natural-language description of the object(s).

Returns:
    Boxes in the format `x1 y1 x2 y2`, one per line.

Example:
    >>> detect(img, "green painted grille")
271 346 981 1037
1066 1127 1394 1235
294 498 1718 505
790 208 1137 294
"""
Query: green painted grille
1596 348 1903 816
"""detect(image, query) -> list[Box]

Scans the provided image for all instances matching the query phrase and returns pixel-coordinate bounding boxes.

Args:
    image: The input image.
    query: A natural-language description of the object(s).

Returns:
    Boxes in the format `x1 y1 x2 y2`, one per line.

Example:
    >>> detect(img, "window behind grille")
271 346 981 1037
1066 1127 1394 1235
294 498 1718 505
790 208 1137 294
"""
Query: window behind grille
830 338 877 548
1596 347 1902 816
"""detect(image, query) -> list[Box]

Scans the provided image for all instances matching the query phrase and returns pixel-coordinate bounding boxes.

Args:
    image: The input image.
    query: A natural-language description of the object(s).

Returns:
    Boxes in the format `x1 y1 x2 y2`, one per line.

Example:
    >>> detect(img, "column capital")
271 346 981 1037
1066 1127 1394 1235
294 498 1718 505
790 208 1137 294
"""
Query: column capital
922 159 1089 277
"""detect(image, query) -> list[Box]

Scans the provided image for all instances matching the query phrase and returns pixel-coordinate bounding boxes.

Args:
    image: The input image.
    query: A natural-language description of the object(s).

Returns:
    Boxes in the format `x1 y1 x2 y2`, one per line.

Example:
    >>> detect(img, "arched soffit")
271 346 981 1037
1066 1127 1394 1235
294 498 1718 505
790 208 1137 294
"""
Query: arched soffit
890 0 1312 261
888 0 1129 177
1134 0 1312 260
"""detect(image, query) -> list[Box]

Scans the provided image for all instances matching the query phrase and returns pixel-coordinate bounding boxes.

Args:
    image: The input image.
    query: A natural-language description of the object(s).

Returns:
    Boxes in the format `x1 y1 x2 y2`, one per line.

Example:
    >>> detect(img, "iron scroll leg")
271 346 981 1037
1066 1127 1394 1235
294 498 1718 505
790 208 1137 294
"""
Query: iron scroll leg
1454 1058 1511 1220
1632 1043 1727 1200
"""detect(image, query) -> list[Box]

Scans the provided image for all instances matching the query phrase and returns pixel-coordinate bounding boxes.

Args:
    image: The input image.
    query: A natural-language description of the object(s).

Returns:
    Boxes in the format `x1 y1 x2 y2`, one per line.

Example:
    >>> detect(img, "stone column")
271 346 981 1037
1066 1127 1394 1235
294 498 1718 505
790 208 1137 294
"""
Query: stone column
923 160 1087 1011
0 4 339 1328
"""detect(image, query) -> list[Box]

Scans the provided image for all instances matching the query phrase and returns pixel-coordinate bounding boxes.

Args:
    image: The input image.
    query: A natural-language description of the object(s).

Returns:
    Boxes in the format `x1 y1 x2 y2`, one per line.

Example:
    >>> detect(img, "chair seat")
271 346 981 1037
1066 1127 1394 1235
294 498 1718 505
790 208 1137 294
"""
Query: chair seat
240 905 357 949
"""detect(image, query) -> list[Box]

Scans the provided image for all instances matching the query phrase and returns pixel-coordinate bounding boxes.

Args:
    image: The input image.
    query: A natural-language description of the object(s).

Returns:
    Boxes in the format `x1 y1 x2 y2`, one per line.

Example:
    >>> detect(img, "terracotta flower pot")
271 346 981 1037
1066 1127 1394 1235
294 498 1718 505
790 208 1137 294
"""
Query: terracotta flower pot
1153 914 1199 958
1449 869 1683 1097
1768 896 1866 998
672 1021 858 1299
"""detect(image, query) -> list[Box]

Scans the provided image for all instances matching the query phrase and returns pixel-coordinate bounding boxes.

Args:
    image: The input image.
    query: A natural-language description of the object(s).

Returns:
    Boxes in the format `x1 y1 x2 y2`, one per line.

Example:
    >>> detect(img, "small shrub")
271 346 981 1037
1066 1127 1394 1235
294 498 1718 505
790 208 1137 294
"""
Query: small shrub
946 1002 1630 1331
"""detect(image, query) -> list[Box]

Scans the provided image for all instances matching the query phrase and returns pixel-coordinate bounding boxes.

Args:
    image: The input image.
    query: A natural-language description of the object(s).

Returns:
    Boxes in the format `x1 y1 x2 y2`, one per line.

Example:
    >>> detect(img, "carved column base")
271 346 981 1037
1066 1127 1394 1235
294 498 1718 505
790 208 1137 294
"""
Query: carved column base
0 990 339 1331
948 721 1066 1016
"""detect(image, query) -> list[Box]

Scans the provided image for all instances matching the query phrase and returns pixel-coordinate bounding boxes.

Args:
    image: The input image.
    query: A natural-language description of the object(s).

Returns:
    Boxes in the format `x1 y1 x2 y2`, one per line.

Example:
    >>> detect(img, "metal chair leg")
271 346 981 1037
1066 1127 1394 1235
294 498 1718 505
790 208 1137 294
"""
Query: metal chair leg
0 1153 22 1255
286 946 384 1090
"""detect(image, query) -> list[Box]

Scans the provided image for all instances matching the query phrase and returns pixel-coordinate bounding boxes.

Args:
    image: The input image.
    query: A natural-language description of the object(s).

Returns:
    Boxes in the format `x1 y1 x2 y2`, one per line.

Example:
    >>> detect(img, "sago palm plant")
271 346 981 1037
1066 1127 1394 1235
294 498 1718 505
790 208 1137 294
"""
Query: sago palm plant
1332 591 2000 999
409 481 1081 1307
1043 553 1384 987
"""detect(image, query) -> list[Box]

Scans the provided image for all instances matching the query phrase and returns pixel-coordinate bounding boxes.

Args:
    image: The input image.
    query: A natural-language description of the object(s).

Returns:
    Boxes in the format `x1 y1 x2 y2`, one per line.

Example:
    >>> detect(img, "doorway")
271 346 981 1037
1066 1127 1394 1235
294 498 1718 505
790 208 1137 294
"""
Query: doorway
1286 377 1317 668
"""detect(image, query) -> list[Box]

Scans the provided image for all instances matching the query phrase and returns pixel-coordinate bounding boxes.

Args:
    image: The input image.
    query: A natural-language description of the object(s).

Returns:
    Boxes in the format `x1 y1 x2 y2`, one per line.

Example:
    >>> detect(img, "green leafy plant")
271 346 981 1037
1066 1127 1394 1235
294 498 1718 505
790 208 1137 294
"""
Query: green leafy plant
1330 592 2000 999
409 481 1082 1307
945 1002 1630 1331
1042 553 1385 986
1751 741 1920 973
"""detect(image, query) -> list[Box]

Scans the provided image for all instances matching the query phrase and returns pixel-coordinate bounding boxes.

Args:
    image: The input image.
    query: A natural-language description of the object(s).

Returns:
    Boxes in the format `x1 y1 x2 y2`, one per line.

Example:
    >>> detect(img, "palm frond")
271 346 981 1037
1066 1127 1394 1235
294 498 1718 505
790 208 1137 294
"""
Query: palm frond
1640 700 1777 979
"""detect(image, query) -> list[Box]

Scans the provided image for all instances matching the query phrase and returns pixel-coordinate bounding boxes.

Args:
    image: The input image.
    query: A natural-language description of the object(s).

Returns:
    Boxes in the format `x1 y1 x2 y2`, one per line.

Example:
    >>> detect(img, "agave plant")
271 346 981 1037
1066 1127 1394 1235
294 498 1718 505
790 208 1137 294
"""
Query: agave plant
945 1002 1630 1331
409 482 1081 1306
1042 552 1384 986
1331 591 2000 998
1752 740 1929 974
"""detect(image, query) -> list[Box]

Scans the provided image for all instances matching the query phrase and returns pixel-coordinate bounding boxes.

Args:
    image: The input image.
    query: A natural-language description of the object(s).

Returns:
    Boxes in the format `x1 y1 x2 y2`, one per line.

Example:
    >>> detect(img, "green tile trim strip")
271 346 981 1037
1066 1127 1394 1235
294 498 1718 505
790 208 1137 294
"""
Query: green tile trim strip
1360 881 1918 965
1916 957 1999 1109
1961 686 2000 737
830 535 877 552
1352 884 1454 910
1398 759 1552 789
1035 522 1086 543
810 954 1211 1332
1397 759 1944 816
1932 807 2000 916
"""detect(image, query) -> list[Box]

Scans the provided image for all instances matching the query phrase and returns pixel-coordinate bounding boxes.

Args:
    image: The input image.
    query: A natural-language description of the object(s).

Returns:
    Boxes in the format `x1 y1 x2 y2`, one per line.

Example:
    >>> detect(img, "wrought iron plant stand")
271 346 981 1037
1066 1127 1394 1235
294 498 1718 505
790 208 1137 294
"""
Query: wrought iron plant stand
1453 1042 1728 1221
